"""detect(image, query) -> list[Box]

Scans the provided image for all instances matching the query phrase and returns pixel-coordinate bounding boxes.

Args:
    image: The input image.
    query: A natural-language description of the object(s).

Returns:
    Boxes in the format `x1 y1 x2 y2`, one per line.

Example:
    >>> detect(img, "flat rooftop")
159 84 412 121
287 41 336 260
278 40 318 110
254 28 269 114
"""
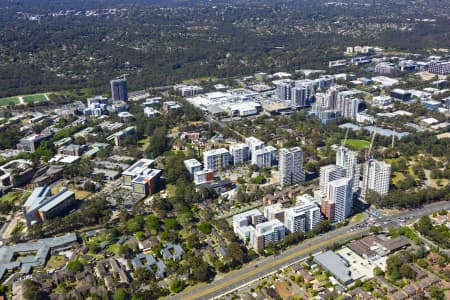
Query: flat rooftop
122 158 155 176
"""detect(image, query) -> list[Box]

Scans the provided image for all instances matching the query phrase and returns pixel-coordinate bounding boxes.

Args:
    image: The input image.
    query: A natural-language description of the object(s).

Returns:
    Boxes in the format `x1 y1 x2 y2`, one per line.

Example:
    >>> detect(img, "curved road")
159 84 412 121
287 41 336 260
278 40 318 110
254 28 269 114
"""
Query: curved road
170 201 450 300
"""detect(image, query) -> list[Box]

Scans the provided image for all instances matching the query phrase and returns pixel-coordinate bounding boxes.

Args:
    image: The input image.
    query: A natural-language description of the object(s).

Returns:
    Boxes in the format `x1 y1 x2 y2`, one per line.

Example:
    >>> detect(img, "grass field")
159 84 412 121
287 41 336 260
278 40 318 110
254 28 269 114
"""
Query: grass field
56 88 106 101
137 137 150 150
23 93 47 103
342 139 370 149
74 190 92 200
0 191 31 204
0 97 20 106
107 244 121 255
46 255 67 269
392 172 406 185
349 212 365 225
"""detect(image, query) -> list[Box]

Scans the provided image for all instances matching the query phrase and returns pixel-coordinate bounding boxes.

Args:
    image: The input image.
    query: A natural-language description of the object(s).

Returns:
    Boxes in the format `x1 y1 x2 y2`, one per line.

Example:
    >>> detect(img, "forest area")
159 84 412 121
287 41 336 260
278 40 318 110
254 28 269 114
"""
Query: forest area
0 0 449 97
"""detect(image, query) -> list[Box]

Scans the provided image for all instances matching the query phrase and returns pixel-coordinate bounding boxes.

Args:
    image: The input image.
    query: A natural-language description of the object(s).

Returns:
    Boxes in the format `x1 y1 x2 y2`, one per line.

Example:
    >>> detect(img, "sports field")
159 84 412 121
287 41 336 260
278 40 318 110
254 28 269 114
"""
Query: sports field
0 97 20 106
23 93 48 103
342 139 370 149
0 93 48 106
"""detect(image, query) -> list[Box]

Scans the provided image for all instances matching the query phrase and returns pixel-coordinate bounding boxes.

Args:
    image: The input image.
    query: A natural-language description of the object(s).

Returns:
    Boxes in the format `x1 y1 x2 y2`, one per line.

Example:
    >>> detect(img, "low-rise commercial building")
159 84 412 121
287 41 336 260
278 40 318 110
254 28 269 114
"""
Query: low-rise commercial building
23 185 76 226
314 250 353 285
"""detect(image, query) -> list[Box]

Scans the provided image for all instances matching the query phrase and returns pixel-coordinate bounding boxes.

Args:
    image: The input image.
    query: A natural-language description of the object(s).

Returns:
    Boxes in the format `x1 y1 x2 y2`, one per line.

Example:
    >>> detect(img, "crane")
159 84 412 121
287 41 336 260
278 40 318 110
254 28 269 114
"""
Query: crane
366 131 377 160
341 127 349 147
392 129 396 148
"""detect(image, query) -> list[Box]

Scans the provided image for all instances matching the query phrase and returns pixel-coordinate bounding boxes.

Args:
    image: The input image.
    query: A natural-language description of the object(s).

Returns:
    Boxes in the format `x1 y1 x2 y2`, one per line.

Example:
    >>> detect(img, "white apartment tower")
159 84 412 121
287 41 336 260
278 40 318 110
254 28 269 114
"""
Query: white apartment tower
203 148 230 171
279 147 305 187
284 201 321 233
252 146 276 169
362 159 391 199
245 137 264 159
336 146 360 192
252 219 285 252
291 86 310 108
325 177 353 223
229 143 250 165
276 79 295 100
319 164 347 197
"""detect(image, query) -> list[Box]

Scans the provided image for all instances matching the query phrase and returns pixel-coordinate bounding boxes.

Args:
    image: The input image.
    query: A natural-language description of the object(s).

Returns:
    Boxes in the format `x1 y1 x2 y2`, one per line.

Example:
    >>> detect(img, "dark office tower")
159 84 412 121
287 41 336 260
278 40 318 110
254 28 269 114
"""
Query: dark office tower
111 78 128 101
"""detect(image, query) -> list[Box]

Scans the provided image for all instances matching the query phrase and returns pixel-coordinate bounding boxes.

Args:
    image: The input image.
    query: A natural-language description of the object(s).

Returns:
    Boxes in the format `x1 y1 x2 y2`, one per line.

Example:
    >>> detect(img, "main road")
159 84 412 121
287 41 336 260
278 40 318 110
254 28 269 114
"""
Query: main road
170 201 450 300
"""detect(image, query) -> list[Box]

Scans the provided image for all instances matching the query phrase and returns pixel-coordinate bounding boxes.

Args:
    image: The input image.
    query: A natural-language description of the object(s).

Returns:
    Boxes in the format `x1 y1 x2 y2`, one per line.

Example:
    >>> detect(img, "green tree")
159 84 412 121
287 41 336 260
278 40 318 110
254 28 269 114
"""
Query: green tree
169 280 186 293
67 259 84 272
224 242 246 267
146 214 160 232
23 280 47 300
113 288 129 300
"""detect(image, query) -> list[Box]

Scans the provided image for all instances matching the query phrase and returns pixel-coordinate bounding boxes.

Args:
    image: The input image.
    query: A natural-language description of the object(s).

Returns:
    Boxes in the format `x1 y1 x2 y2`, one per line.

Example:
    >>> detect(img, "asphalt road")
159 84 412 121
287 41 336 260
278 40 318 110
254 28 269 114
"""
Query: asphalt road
170 201 450 300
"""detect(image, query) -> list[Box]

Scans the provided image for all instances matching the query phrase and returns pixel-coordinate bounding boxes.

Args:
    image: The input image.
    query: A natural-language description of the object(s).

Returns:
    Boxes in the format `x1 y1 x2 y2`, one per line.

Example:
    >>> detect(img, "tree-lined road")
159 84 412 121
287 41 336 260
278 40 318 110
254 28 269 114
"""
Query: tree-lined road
170 201 450 300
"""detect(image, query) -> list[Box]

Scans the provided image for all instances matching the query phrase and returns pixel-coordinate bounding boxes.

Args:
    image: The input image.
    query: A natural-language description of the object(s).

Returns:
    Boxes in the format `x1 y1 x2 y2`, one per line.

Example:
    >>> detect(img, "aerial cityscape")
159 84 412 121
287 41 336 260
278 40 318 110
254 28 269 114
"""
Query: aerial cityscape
0 0 449 299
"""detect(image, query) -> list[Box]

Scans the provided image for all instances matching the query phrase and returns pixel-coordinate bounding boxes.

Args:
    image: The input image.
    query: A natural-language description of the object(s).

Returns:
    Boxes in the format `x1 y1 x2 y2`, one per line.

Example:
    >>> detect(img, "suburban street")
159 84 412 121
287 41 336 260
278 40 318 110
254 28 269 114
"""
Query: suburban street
170 201 450 300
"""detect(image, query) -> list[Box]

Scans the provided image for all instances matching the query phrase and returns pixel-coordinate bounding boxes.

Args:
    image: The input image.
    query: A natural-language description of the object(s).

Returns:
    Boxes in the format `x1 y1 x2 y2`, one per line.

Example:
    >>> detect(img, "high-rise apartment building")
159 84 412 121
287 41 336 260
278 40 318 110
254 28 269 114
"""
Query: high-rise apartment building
110 78 128 102
362 159 391 199
322 177 353 223
229 143 250 165
252 219 285 253
291 86 310 108
252 146 276 169
279 147 305 187
276 79 295 100
319 165 347 197
284 200 321 233
327 87 339 110
245 137 264 158
336 146 360 192
203 148 230 171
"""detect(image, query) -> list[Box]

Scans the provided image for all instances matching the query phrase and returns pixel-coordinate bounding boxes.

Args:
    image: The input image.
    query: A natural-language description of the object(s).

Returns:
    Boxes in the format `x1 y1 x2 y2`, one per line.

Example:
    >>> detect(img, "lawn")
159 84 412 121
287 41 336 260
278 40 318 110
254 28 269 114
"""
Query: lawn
56 88 106 101
0 97 20 106
137 137 150 150
0 192 20 203
349 212 365 225
342 139 370 149
107 244 121 255
0 191 30 204
46 255 68 269
392 172 406 185
73 190 92 200
23 93 47 103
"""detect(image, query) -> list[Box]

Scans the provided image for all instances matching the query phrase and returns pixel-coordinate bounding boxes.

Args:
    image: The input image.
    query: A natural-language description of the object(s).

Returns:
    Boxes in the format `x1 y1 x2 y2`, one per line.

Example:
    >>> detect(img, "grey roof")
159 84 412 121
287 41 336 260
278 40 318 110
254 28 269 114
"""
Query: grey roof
0 233 77 277
314 251 353 284
131 253 166 278
363 126 410 139
338 123 361 131
40 189 75 212
24 185 75 214
161 244 184 261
